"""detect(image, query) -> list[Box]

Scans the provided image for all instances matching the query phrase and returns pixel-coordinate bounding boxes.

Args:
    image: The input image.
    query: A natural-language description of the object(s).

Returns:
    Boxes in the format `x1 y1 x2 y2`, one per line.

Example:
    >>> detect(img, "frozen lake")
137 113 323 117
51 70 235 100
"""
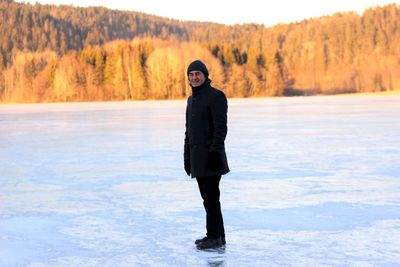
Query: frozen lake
1 95 400 266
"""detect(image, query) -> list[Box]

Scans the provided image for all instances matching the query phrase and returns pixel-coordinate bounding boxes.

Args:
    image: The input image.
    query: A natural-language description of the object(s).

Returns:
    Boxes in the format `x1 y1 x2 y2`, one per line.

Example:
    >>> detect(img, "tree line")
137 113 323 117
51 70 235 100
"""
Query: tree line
0 0 399 102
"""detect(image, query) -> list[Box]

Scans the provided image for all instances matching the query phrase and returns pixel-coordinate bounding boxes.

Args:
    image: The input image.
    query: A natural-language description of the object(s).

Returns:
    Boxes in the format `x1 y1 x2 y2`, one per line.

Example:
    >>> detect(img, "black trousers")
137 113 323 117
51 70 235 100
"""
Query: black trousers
196 175 225 239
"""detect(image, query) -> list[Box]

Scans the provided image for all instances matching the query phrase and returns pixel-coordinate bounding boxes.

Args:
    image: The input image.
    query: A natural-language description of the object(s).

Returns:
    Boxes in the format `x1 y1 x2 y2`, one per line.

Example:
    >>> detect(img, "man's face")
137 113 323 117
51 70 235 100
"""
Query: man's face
188 71 206 87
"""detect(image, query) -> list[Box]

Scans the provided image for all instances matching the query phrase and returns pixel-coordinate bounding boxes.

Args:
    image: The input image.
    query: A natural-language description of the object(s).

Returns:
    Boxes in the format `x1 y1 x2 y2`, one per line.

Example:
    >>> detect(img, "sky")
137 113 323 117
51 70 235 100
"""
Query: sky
19 0 400 26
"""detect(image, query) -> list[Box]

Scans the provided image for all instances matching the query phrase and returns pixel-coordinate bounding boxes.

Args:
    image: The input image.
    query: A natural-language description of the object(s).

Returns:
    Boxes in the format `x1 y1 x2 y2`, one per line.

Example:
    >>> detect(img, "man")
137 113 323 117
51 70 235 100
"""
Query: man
184 60 230 250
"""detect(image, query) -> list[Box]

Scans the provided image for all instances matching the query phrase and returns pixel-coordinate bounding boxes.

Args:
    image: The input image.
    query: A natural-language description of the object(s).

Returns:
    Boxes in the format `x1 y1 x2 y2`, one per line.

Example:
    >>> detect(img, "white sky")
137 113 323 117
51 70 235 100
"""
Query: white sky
19 0 400 26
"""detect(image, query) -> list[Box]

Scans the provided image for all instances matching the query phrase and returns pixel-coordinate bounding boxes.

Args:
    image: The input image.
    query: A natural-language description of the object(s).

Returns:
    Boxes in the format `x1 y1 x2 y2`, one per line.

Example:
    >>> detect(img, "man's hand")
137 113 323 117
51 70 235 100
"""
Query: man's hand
184 160 191 176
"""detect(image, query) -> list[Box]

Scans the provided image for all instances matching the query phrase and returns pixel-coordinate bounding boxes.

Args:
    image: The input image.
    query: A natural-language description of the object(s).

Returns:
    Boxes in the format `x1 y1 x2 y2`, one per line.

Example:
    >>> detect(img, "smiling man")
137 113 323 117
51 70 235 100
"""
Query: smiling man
184 60 230 250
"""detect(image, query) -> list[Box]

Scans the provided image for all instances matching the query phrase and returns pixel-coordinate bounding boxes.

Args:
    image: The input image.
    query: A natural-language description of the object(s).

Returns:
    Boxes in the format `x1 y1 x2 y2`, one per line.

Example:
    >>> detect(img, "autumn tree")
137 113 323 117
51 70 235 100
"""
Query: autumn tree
1 1 399 102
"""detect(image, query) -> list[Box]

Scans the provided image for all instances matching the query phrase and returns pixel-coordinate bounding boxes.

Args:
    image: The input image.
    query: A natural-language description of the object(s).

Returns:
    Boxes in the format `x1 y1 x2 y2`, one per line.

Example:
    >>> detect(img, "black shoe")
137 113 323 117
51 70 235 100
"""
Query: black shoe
221 236 226 245
196 237 223 250
195 236 226 245
195 236 208 245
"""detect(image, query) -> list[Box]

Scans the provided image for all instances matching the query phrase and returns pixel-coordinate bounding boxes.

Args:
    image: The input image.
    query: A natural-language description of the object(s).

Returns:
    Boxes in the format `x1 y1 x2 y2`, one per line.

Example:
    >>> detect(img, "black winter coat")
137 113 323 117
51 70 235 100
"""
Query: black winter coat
184 80 230 178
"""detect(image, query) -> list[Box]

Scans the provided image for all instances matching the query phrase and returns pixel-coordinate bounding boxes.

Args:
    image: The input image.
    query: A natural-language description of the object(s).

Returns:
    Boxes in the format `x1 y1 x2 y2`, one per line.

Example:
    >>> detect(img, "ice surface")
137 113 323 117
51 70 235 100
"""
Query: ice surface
1 95 400 266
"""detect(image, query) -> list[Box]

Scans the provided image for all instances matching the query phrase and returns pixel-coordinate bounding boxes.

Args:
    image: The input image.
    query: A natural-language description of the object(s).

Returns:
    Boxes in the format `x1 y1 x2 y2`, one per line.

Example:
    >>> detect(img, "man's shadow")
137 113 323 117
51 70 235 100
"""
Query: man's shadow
203 246 226 267
208 259 225 267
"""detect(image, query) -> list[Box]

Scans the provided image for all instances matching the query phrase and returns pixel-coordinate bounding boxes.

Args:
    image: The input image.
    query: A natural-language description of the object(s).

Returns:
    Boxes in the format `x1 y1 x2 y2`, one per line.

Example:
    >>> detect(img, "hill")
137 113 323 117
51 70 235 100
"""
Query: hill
0 0 399 102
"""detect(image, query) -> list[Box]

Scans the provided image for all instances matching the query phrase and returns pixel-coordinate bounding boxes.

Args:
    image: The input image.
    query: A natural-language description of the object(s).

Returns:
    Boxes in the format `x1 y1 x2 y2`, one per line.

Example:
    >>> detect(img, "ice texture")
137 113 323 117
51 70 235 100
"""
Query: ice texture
1 95 400 266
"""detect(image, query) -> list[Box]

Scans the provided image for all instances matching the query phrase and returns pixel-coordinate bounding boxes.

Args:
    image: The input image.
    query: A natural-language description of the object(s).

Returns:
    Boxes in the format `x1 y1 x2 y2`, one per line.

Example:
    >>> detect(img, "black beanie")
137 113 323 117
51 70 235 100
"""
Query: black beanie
187 60 209 77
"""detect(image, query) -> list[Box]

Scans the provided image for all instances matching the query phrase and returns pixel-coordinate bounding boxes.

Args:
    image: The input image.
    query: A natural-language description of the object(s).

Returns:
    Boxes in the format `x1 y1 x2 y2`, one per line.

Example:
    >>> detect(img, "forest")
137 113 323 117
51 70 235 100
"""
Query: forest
0 0 399 102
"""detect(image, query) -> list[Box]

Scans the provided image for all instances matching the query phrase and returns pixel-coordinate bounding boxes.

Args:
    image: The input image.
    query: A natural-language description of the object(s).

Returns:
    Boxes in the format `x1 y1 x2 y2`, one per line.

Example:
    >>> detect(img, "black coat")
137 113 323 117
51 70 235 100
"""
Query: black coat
184 80 230 178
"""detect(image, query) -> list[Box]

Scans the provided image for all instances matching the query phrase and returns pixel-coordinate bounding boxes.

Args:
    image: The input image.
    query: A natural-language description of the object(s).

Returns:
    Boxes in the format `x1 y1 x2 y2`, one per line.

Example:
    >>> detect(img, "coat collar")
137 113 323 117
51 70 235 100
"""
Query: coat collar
191 79 211 96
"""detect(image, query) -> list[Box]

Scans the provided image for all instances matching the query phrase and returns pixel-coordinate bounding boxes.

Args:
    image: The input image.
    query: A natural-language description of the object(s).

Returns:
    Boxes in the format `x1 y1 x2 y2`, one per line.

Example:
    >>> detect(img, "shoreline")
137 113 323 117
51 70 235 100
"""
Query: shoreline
1 89 399 105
